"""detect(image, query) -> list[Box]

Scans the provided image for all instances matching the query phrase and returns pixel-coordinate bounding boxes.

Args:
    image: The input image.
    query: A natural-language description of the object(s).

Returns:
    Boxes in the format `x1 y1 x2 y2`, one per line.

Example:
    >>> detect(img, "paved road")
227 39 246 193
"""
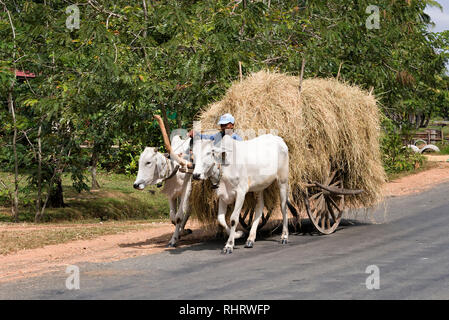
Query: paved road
2 182 449 300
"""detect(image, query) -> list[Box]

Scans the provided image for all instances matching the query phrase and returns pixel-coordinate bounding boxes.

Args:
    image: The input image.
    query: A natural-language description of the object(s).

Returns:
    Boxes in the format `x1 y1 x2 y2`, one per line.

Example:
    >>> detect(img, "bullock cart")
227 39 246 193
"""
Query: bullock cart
239 170 364 235
189 71 386 237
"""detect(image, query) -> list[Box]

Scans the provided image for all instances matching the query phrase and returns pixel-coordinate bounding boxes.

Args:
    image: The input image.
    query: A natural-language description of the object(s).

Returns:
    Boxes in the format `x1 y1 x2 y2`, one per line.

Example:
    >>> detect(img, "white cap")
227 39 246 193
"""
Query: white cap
217 113 235 125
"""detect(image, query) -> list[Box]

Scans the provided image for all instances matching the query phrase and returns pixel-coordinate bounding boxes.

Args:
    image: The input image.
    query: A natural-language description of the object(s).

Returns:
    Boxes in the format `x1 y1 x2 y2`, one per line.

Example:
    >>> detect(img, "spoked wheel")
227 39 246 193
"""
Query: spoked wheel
305 170 345 235
239 206 273 232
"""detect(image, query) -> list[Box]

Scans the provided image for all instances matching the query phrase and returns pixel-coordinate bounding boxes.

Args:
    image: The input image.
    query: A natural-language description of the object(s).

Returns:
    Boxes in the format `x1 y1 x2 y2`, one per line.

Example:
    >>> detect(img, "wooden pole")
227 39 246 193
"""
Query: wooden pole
154 115 192 168
298 58 305 97
239 61 243 82
336 62 343 81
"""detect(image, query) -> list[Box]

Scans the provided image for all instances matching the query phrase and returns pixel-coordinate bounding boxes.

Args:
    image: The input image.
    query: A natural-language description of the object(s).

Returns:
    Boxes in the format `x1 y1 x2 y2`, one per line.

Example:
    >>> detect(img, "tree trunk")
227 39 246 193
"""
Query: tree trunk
8 84 19 222
414 113 420 130
91 149 100 190
48 176 65 208
35 123 42 222
423 114 430 128
4 0 19 222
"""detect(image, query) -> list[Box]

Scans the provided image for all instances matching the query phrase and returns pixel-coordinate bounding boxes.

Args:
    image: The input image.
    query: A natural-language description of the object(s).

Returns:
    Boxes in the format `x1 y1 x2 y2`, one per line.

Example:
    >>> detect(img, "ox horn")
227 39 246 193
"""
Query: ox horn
153 115 193 168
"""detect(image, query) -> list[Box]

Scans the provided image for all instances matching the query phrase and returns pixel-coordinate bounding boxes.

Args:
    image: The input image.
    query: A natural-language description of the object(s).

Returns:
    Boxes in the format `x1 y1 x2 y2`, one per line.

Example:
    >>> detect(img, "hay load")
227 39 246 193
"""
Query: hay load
189 70 386 225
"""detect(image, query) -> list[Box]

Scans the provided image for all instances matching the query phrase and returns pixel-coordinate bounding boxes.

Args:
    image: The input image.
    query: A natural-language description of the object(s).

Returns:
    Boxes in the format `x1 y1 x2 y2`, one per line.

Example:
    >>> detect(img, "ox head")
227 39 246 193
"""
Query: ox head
192 136 232 183
133 147 164 190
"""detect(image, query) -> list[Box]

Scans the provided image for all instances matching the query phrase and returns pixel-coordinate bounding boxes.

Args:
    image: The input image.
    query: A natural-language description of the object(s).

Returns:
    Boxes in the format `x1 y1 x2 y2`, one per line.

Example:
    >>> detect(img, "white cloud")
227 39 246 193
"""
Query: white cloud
425 4 449 32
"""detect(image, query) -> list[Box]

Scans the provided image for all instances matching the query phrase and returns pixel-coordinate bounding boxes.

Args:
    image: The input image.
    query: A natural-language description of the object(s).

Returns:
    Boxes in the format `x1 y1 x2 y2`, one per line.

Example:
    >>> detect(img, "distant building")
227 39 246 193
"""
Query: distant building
15 70 36 81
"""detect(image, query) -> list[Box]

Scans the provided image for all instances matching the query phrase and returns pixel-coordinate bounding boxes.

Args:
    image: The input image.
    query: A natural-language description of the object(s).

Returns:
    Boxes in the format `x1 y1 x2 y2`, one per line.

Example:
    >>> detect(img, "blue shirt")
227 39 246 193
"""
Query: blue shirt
197 131 243 143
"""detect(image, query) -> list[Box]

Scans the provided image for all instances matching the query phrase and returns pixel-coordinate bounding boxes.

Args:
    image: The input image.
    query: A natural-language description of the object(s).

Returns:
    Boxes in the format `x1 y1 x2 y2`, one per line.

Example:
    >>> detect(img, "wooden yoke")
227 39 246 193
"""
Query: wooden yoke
153 115 193 169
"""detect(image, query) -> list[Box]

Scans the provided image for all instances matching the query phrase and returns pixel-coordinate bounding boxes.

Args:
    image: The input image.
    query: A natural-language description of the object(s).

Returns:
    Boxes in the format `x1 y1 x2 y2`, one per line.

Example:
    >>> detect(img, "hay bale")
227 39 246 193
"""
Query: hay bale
189 70 386 225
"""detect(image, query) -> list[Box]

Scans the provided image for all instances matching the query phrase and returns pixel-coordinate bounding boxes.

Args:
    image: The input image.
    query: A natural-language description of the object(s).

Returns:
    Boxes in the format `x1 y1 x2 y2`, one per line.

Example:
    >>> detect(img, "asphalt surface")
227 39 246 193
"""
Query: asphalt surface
1 181 449 300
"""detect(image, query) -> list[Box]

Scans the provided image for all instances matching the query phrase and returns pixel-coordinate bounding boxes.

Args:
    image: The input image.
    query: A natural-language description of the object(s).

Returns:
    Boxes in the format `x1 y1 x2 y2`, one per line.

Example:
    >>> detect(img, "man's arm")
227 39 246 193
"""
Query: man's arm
232 133 243 141
188 130 215 141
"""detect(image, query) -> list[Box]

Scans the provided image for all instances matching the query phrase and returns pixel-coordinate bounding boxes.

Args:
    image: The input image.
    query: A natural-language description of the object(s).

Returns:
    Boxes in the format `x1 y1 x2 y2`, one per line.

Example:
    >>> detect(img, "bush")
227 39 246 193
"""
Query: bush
435 142 449 155
381 118 426 175
99 141 144 174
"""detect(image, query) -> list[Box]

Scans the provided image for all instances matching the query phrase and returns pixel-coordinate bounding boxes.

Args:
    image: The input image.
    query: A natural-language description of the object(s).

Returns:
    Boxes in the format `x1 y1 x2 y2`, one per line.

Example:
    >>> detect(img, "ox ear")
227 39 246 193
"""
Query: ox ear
153 146 160 153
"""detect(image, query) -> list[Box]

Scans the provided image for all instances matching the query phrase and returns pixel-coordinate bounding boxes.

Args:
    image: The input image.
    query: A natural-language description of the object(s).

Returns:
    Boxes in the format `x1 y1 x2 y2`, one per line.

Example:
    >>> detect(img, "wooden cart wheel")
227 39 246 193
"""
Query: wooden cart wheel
239 206 273 232
305 170 345 235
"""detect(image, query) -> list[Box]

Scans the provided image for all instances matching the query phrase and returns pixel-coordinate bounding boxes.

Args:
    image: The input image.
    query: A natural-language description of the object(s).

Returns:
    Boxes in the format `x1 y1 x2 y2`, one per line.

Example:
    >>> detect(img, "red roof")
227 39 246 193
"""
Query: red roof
15 70 35 78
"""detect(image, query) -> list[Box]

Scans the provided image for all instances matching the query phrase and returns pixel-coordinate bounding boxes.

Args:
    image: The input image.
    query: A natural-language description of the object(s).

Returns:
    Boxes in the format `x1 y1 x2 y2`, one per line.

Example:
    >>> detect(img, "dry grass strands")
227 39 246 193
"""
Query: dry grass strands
189 70 386 225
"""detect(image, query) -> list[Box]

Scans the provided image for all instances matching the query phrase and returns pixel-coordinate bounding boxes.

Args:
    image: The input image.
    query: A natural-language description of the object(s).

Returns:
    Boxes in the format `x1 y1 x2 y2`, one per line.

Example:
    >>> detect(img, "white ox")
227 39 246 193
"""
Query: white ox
133 136 193 247
192 134 289 254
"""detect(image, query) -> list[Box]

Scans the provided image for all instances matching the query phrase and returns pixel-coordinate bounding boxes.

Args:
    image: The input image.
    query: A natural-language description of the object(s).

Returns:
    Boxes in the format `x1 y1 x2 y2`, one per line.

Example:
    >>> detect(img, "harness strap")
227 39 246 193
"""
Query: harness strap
163 164 179 181
161 156 179 182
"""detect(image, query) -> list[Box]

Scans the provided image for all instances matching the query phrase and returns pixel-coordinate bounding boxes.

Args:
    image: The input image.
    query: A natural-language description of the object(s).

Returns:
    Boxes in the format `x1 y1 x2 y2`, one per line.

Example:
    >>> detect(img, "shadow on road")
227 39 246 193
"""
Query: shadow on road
118 233 172 250
159 217 375 255
116 217 374 254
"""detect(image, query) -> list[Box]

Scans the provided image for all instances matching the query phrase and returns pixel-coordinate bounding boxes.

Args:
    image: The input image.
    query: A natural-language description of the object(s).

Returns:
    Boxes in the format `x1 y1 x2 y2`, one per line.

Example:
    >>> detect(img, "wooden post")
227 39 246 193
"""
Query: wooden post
154 115 192 168
336 62 343 81
239 61 243 82
298 58 305 97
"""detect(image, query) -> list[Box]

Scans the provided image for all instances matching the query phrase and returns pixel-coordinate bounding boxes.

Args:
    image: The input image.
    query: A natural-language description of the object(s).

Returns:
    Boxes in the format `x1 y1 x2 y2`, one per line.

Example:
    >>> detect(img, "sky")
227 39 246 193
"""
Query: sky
425 1 449 32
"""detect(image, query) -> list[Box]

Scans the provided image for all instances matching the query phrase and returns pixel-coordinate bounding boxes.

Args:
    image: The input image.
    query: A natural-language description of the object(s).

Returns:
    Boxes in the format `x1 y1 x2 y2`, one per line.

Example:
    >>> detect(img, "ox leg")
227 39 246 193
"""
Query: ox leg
179 212 192 236
223 192 246 254
217 199 244 240
168 223 181 247
217 199 230 235
245 191 264 249
279 181 289 245
168 215 191 248
168 209 189 248
178 178 193 236
168 178 193 247
168 198 177 226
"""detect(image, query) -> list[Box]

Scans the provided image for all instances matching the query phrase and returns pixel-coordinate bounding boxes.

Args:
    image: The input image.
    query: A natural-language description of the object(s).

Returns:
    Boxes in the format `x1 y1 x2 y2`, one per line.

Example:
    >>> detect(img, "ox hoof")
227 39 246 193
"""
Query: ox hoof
281 239 288 245
167 242 177 248
222 247 233 254
244 240 254 248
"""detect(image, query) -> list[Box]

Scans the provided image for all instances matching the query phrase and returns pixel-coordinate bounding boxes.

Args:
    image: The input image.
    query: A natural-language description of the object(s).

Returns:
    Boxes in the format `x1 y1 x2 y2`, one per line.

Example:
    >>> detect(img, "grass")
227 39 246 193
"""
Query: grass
0 170 170 223
386 158 439 182
0 220 166 255
434 142 449 155
0 170 173 254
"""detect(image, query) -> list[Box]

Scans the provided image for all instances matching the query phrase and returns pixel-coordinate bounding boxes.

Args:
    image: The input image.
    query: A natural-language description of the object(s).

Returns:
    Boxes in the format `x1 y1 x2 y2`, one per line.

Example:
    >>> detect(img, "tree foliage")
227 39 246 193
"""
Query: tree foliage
0 0 448 220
